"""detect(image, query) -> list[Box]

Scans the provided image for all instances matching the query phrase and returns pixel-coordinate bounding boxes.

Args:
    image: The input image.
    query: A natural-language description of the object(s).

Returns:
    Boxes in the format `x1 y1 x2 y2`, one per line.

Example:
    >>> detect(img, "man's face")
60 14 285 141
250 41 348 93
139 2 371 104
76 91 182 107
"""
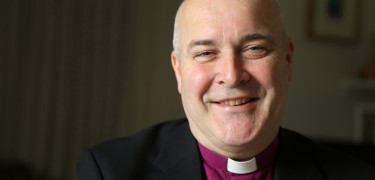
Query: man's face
172 0 293 154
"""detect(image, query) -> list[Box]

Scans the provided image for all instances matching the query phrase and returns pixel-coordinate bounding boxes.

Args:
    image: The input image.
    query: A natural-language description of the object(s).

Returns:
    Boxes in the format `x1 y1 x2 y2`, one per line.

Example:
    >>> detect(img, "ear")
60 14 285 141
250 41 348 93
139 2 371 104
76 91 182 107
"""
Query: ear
171 51 182 93
286 38 295 81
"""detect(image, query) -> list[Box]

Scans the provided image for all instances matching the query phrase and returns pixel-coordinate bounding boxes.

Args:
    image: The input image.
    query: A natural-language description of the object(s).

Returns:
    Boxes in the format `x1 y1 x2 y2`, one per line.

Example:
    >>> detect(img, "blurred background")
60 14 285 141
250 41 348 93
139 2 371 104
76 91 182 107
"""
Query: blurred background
1 0 374 179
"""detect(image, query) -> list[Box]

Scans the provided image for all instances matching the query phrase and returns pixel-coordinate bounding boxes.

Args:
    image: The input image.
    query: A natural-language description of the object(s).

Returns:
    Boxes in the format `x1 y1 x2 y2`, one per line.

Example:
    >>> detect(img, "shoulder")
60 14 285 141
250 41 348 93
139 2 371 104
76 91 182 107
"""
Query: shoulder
77 118 190 180
278 128 375 179
92 118 188 154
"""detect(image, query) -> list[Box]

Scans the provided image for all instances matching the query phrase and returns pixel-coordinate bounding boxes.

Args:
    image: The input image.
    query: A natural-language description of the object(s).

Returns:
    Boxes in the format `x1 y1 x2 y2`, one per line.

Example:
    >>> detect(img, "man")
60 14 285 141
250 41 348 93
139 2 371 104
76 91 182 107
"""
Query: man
77 0 375 179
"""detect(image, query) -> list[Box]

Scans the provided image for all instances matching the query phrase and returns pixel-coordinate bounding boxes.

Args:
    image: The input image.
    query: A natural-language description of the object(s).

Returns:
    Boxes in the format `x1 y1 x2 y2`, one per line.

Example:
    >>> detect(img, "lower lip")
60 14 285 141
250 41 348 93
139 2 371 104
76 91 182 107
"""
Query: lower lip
214 99 259 111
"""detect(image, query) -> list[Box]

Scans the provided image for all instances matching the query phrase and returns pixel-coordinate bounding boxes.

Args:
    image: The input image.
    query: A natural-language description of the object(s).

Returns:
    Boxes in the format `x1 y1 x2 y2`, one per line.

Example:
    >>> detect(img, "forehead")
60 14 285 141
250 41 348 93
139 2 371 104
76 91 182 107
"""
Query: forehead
178 0 281 47
183 0 264 17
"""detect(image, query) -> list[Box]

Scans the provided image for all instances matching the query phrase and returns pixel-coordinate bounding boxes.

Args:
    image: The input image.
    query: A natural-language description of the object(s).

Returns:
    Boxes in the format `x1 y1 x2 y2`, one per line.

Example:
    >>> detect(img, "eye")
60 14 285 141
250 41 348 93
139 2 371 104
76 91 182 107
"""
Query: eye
242 45 270 60
192 50 218 62
196 51 214 57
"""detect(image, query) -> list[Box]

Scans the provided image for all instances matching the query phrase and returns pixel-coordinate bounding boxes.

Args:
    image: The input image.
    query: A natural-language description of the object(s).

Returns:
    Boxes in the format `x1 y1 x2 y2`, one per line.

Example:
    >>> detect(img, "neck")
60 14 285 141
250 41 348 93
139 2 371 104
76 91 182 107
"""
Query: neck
194 129 279 160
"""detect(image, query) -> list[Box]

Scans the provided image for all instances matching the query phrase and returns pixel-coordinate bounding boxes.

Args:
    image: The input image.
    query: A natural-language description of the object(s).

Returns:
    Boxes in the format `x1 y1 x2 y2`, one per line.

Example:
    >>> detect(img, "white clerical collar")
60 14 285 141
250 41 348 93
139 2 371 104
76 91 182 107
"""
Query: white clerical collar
227 157 257 174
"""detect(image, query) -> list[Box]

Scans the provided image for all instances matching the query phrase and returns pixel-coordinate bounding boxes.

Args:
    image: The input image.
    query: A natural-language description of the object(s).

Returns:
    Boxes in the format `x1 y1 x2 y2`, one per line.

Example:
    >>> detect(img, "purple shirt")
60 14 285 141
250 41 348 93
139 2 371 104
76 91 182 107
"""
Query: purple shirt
198 136 279 180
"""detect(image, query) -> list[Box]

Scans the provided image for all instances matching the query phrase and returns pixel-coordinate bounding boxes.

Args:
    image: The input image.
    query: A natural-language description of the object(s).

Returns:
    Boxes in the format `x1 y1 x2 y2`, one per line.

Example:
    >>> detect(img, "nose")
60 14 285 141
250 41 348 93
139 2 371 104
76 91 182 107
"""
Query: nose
216 53 250 87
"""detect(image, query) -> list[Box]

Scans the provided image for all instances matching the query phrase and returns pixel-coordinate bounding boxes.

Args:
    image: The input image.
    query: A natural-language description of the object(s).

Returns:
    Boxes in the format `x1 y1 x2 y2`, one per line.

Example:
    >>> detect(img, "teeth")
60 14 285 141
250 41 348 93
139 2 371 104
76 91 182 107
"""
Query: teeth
221 98 251 106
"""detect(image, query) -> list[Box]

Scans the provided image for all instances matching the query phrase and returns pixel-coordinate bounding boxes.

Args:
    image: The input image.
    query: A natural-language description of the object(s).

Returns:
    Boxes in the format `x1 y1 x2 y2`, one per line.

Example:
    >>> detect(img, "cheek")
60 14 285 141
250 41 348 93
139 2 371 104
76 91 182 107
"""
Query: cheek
260 59 290 114
181 65 214 97
253 58 288 88
248 61 275 88
273 60 290 88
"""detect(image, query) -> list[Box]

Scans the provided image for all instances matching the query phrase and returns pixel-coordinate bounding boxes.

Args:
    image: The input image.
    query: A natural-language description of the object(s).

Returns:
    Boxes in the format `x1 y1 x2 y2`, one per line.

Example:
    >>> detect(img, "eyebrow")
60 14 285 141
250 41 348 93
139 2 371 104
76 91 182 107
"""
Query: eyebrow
187 39 216 53
240 33 275 45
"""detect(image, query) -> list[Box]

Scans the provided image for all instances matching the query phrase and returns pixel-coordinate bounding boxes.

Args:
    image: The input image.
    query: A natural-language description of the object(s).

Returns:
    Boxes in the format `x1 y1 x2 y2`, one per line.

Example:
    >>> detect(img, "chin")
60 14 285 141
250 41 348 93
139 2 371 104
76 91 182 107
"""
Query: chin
215 124 259 147
221 137 255 147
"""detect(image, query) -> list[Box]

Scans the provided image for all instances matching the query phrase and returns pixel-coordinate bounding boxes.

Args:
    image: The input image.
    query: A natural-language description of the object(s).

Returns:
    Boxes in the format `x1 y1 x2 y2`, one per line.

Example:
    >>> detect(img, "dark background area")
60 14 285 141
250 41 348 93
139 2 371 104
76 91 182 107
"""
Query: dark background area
1 0 374 179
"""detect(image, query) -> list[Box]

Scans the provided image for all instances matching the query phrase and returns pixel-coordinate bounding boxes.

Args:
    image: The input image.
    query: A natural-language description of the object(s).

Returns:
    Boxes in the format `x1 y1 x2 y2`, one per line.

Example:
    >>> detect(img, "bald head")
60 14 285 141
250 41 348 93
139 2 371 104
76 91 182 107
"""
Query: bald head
172 0 287 57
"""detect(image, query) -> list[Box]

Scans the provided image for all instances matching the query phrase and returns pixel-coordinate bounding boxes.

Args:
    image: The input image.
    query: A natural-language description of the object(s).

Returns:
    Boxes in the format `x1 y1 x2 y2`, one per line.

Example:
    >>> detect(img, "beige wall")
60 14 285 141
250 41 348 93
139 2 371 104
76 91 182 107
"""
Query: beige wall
279 0 375 141
1 0 374 179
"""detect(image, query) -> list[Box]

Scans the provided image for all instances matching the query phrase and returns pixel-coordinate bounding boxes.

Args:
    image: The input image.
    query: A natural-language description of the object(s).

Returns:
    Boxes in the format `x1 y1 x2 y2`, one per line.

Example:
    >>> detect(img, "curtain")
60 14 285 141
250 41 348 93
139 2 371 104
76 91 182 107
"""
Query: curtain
0 0 184 179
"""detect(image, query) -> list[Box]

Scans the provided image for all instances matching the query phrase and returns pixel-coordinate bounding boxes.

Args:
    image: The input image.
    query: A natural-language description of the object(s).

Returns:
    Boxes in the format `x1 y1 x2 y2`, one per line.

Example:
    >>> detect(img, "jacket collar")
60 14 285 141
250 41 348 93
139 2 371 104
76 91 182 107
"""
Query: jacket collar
274 128 323 180
153 120 204 180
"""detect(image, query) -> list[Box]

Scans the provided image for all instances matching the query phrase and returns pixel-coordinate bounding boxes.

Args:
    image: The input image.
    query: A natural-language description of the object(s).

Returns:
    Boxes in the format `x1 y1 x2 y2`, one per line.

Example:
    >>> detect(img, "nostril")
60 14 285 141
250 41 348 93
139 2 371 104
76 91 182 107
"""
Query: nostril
241 71 251 82
215 69 250 86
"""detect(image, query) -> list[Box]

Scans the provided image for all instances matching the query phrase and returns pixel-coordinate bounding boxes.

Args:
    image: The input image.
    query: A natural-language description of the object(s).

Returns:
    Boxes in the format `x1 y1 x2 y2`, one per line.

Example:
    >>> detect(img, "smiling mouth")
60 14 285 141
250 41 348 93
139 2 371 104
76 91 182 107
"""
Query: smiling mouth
216 98 259 106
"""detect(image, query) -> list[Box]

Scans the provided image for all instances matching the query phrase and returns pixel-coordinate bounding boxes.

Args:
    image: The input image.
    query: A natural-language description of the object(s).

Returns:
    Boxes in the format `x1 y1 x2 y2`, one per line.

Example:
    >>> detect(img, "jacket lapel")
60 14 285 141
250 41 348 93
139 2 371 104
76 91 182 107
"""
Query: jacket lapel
274 128 323 180
153 121 205 180
152 124 324 180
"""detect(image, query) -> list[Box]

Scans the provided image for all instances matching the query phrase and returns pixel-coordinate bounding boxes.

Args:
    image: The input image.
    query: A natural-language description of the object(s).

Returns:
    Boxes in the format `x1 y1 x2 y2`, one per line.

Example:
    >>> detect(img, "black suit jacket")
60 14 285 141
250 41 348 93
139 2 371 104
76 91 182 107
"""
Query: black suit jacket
77 119 375 180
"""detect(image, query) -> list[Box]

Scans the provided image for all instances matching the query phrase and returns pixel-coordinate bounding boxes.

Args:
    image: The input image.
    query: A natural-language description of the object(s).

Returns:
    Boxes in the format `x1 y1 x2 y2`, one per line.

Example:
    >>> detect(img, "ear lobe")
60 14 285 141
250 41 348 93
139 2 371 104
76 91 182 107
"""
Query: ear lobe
171 51 182 93
286 38 295 81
